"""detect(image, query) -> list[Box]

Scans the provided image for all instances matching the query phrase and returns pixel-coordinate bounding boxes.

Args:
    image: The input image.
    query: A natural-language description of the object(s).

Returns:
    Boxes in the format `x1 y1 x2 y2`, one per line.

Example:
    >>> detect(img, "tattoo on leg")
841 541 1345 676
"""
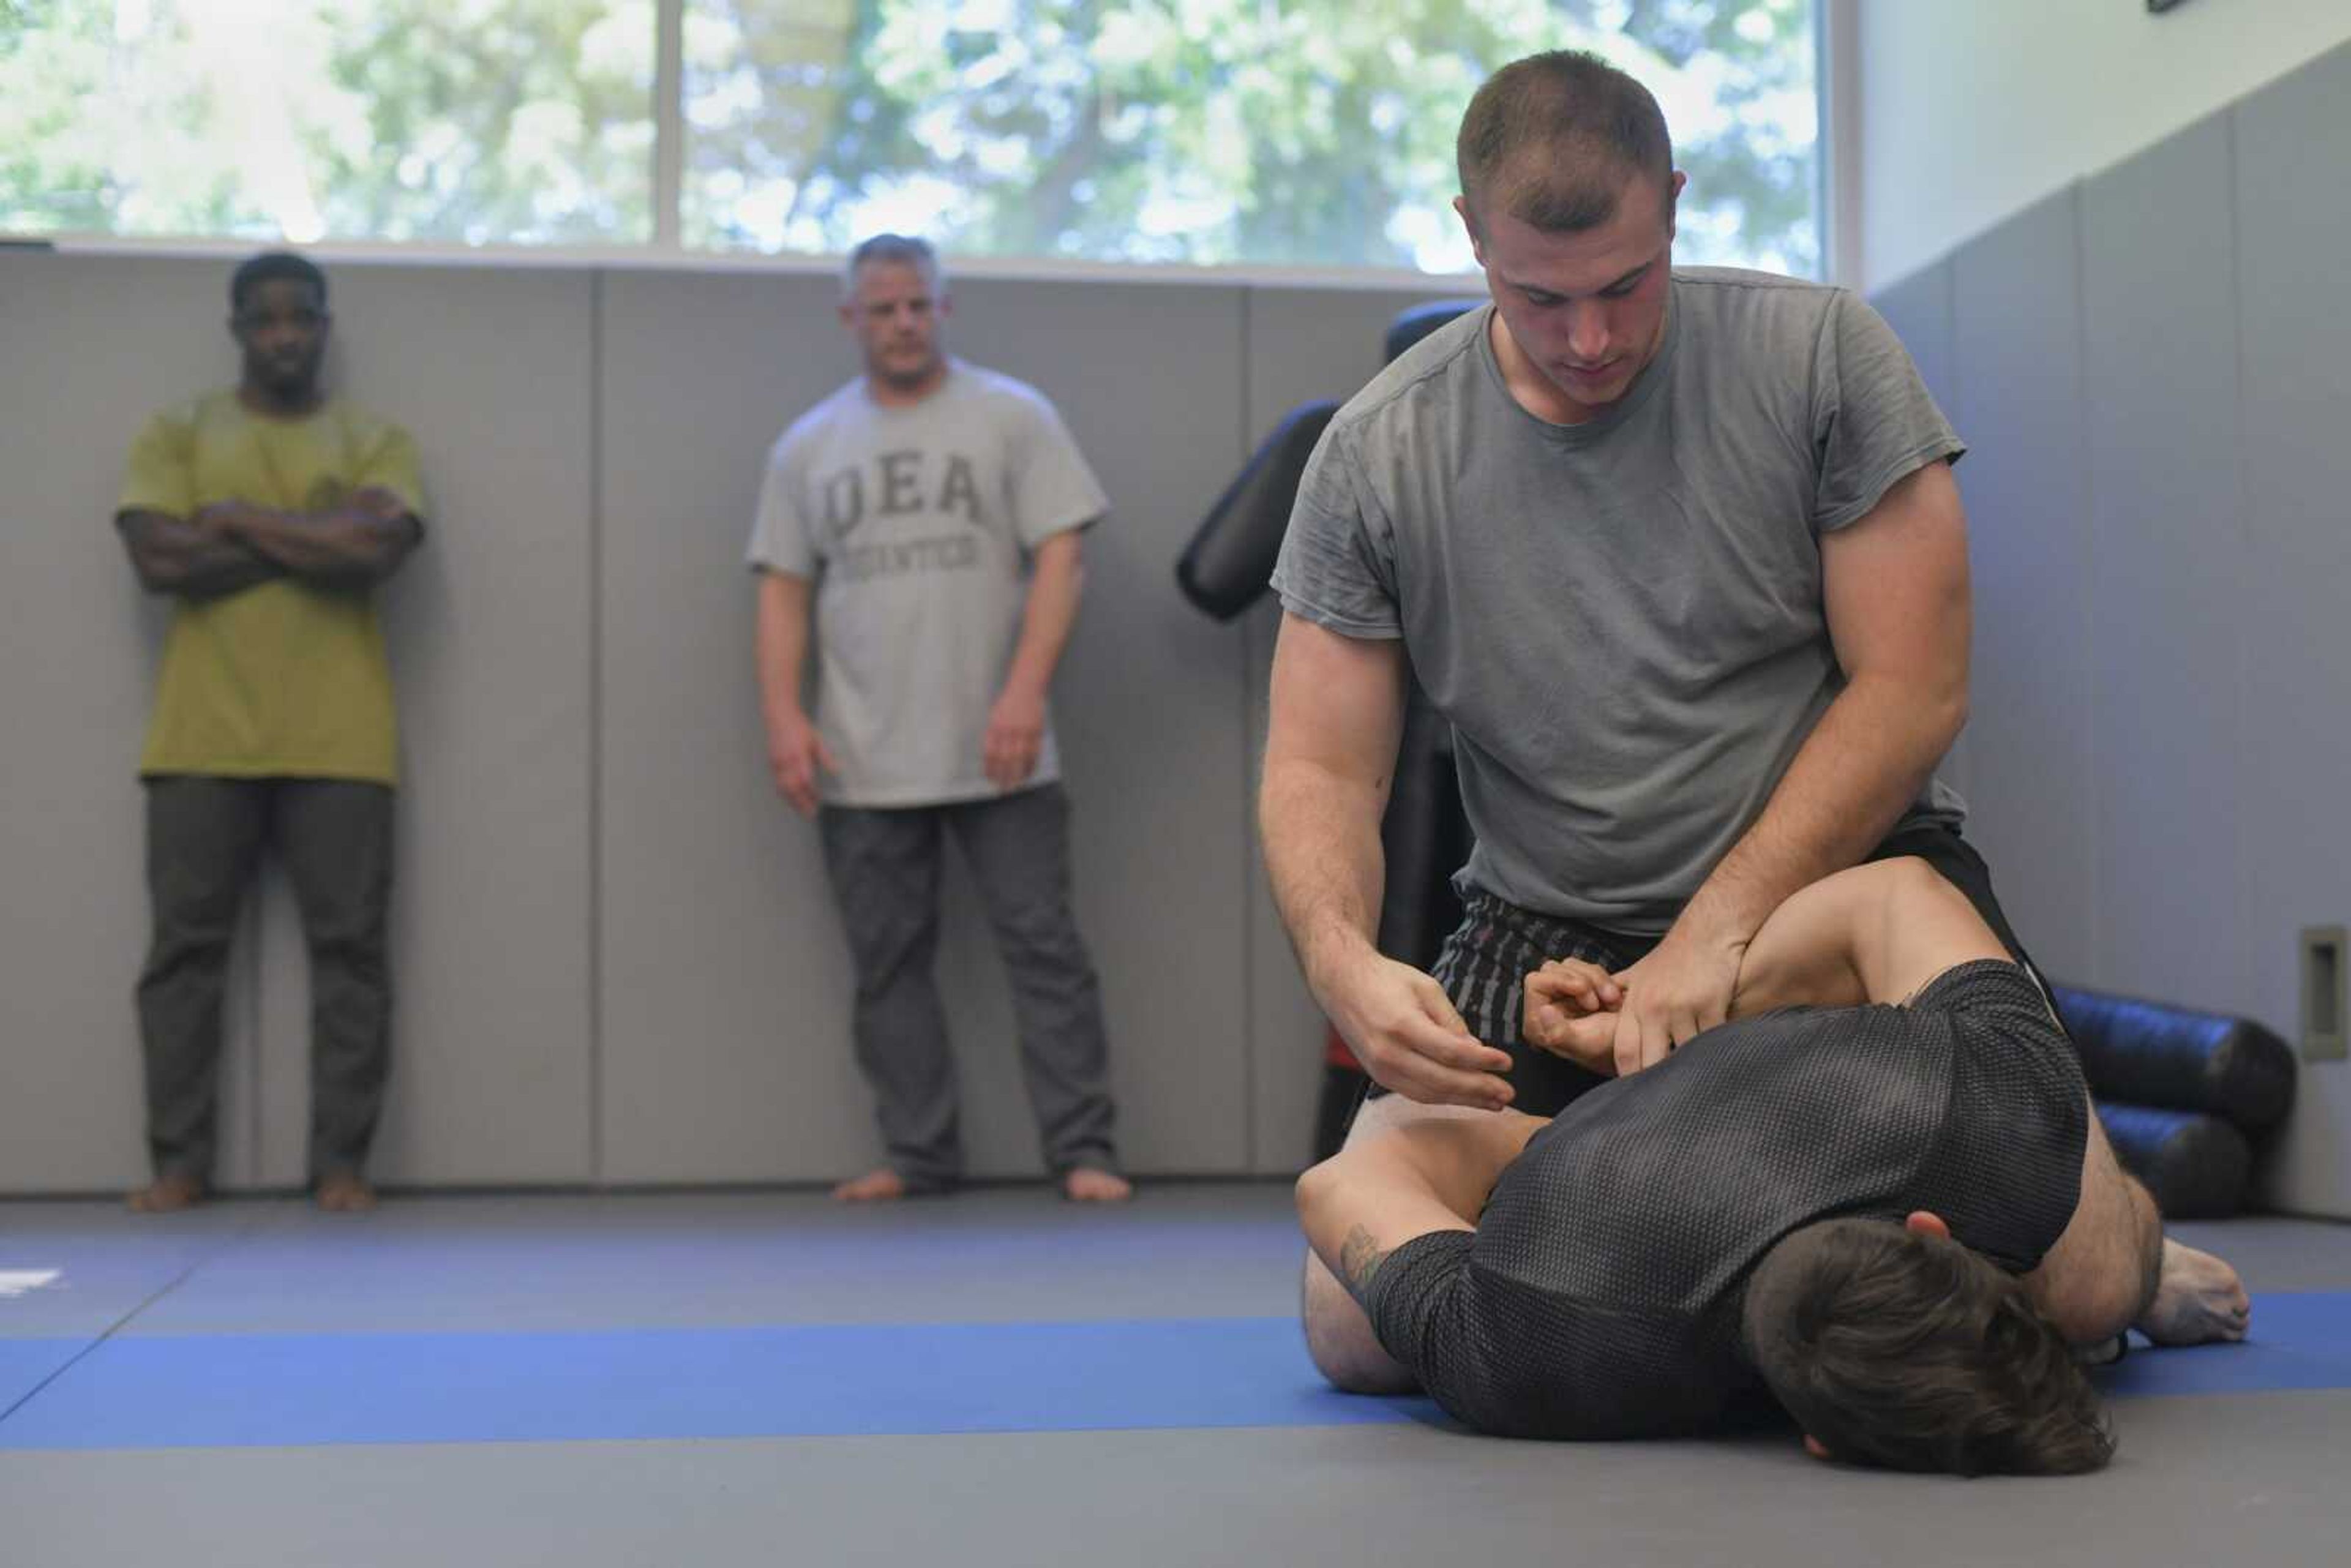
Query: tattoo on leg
1339 1225 1392 1307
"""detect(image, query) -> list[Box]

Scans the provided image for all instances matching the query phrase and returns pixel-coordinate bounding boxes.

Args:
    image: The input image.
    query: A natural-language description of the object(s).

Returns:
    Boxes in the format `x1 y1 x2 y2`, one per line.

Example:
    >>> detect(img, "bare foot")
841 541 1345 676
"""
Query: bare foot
315 1171 378 1213
1062 1167 1133 1203
831 1167 908 1202
2137 1237 2251 1345
126 1173 204 1214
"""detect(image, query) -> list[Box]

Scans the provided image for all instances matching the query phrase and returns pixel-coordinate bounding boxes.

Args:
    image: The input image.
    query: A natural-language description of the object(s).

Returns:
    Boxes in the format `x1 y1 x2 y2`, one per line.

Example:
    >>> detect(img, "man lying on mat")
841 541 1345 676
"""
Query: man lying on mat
1295 857 2249 1474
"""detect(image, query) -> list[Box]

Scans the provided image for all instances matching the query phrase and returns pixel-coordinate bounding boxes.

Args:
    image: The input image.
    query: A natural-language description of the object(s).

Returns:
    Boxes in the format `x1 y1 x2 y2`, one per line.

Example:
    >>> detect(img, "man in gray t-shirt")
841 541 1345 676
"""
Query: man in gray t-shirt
1265 53 2018 1388
748 234 1129 1204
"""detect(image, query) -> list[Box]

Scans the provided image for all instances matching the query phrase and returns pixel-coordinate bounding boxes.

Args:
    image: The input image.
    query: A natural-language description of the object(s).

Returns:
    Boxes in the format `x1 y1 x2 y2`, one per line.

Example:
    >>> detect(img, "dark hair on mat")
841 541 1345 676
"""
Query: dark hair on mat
1456 50 1673 235
231 251 328 315
843 232 943 298
1743 1217 2115 1477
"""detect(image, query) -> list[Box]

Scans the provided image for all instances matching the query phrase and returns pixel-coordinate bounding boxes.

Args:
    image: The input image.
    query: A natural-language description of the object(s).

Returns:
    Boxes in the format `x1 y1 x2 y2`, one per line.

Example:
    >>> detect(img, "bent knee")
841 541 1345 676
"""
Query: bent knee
1301 1251 1418 1395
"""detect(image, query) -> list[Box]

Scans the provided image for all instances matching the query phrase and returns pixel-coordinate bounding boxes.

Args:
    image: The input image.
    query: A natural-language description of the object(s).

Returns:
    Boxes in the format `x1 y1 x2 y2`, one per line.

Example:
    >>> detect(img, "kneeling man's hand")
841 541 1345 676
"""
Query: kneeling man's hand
1320 949 1516 1111
1523 959 1624 1076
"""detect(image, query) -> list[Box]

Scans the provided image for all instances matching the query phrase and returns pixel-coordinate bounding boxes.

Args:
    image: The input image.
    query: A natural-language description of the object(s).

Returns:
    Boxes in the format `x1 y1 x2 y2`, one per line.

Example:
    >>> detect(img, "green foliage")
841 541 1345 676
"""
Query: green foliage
685 0 1816 272
0 0 654 244
2 0 1814 272
312 0 655 243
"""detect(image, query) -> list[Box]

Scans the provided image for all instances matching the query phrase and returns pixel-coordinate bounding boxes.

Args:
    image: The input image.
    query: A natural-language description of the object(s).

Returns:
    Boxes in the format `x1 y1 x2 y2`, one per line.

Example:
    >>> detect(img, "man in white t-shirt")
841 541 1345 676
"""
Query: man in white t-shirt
748 234 1130 1203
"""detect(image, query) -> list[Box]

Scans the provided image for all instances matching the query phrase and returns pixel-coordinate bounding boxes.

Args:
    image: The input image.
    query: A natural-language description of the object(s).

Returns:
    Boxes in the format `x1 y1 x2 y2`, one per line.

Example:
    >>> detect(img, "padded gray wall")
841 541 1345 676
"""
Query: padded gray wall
0 254 260 1190
252 263 599 1187
1872 37 2351 1215
593 268 874 1184
2077 113 2253 1019
2233 43 2351 1211
945 277 1252 1176
1869 260 1971 805
1946 189 2099 986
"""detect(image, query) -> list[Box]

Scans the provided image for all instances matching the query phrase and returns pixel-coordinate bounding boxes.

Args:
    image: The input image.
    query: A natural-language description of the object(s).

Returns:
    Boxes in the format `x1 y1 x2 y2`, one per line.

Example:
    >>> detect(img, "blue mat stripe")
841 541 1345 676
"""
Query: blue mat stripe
2099 1292 2351 1399
0 1339 94 1416
3 1292 2345 1452
0 1317 1430 1450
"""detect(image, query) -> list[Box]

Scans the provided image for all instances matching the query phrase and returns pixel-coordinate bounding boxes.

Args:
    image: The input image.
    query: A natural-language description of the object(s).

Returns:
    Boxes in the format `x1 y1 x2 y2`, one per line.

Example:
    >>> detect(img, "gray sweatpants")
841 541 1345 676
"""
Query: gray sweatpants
817 782 1119 1188
137 776 396 1184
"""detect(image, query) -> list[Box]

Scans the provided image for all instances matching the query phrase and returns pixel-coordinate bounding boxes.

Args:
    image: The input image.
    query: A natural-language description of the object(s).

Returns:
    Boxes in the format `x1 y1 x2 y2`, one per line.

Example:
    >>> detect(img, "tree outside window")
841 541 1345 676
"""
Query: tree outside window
3 0 1815 276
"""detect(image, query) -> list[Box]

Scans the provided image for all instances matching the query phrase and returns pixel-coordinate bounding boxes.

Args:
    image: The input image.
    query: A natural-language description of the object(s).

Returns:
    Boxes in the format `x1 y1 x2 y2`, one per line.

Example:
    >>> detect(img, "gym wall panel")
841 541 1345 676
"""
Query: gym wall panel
1869 260 1973 805
1946 189 2099 986
595 268 885 1184
1239 283 1469 1172
945 279 1251 1175
597 273 1253 1182
2077 113 2254 1020
0 254 266 1191
2232 42 2351 1214
249 263 599 1187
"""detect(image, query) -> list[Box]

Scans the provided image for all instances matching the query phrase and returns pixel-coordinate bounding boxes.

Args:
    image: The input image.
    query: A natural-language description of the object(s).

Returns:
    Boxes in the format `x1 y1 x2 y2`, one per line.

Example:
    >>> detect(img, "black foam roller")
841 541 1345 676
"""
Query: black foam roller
2053 985 2296 1131
1173 400 1338 621
2096 1101 2254 1220
1383 299 1483 364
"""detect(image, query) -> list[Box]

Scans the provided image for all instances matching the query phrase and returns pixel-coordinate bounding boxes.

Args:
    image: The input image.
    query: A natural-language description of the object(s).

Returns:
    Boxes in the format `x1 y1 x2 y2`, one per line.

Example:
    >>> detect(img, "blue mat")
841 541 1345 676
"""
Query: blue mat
0 1316 1433 1450
3 1294 2345 1452
0 1339 89 1416
2099 1292 2351 1399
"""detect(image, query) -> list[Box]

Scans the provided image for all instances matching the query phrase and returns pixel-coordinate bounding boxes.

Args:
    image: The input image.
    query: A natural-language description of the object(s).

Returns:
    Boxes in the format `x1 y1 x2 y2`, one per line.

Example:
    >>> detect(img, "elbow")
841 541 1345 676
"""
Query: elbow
129 555 181 596
1294 1157 1336 1225
118 533 176 595
2047 1275 2142 1348
1294 1152 1357 1242
1933 685 1970 754
369 523 424 583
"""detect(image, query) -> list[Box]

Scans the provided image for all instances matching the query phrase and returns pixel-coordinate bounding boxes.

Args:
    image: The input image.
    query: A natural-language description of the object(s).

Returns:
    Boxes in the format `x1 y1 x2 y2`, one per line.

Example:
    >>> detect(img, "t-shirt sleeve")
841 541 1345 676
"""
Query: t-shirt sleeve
745 434 816 578
353 420 429 523
1911 963 2090 1273
1362 1229 1477 1389
1809 291 1967 534
118 409 195 518
1266 419 1403 639
1007 393 1109 549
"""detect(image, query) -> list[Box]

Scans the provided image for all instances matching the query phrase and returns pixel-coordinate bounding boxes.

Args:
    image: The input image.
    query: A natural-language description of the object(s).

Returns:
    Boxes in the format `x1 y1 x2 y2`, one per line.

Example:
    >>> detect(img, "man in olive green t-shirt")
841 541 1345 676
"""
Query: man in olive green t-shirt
114 252 427 1214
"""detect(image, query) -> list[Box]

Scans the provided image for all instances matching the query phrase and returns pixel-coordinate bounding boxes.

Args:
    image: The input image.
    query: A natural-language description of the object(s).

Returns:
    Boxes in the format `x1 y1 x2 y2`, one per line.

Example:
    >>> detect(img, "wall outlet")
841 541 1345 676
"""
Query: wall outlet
2304 926 2348 1062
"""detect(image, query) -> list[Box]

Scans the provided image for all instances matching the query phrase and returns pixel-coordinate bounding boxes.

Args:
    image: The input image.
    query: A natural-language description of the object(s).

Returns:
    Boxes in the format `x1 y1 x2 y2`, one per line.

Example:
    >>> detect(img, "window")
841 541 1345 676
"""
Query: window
4 0 1817 275
1 0 656 244
686 0 1818 273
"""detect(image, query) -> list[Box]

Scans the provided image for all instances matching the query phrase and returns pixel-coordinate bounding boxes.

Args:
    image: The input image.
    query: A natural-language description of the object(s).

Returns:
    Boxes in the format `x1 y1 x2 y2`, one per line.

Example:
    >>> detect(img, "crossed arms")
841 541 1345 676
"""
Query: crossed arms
117 489 422 599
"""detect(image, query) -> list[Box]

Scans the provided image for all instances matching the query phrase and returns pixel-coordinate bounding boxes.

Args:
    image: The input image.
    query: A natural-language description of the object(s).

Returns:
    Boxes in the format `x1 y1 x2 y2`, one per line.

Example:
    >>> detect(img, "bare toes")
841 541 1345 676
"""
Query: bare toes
1062 1169 1133 1203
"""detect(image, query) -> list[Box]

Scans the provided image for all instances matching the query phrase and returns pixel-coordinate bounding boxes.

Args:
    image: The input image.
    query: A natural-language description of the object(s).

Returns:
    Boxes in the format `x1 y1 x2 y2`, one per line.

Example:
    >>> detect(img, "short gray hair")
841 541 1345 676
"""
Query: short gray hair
843 233 943 299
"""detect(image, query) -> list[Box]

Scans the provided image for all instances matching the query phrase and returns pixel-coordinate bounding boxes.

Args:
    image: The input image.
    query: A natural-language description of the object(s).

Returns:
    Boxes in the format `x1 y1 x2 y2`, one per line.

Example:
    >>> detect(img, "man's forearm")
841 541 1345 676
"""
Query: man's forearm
1000 534 1083 700
225 497 421 586
1678 669 1964 947
1259 757 1389 989
755 572 814 735
2025 1111 2164 1343
116 512 281 599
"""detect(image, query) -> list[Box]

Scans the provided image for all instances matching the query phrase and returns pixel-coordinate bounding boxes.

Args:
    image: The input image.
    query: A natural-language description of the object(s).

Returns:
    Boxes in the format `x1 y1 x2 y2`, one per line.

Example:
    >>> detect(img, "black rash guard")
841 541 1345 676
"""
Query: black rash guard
1362 960 2086 1439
